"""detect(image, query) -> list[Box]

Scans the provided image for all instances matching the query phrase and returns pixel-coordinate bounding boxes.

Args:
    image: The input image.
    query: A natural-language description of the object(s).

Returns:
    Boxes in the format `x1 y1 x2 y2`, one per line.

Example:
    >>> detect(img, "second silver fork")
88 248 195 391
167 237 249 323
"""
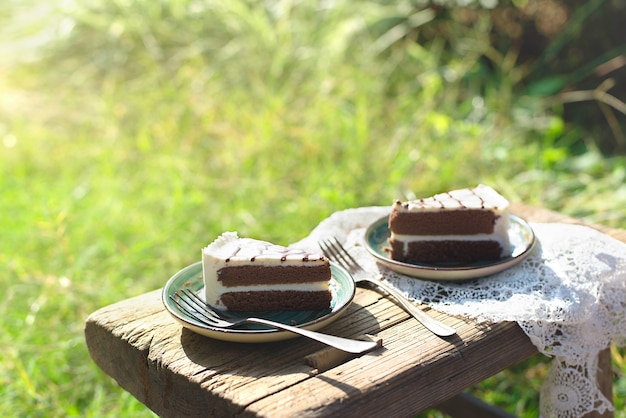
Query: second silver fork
319 238 456 337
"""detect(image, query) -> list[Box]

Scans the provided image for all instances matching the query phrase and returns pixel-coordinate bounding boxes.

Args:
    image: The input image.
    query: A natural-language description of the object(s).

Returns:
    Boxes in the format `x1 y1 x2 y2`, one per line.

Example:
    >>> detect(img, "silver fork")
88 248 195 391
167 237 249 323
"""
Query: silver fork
170 289 380 354
319 238 456 337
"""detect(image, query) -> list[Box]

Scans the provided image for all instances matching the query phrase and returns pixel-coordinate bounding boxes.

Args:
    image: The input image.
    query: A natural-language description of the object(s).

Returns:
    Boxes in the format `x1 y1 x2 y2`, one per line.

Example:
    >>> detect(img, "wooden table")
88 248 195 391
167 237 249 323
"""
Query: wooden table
85 204 623 417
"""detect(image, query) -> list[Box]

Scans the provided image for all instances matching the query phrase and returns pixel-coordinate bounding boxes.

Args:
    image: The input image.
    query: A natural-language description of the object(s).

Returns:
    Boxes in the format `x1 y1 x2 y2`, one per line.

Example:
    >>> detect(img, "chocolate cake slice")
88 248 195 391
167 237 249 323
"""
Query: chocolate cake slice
202 232 332 311
388 185 511 263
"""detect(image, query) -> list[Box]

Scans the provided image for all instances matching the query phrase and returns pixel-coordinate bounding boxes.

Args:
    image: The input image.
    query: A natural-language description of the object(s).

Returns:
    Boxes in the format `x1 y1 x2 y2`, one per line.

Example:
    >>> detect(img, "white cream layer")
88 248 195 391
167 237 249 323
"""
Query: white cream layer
391 233 511 258
205 281 329 310
206 282 328 308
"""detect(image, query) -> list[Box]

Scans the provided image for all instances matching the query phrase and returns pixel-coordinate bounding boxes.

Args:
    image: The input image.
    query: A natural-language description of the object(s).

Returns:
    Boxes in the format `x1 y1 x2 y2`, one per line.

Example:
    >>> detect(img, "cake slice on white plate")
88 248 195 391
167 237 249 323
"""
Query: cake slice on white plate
202 232 332 311
388 184 511 263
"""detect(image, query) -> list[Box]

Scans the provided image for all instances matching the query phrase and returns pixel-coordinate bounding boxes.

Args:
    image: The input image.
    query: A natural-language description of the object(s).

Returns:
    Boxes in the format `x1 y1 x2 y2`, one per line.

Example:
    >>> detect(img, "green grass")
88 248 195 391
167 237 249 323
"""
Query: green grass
1 1 625 417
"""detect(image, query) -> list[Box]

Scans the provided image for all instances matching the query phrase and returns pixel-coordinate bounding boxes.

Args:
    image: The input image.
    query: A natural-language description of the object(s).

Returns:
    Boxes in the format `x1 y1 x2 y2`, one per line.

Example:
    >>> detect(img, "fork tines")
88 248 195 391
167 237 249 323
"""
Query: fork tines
319 238 364 274
170 289 220 325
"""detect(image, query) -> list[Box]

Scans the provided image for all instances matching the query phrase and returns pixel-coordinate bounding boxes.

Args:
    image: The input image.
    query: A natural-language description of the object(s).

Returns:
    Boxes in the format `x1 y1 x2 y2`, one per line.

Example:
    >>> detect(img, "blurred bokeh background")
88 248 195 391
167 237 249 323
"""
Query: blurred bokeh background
1 0 625 416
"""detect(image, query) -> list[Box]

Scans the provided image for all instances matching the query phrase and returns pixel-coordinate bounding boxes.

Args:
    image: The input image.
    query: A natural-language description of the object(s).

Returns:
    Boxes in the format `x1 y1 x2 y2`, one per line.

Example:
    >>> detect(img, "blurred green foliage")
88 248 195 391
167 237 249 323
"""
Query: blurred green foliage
1 0 624 417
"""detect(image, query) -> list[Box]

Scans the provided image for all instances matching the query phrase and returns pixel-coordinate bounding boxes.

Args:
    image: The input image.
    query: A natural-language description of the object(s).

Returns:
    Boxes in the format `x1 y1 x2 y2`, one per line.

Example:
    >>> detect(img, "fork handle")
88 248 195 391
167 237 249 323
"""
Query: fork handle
245 318 380 354
360 277 457 337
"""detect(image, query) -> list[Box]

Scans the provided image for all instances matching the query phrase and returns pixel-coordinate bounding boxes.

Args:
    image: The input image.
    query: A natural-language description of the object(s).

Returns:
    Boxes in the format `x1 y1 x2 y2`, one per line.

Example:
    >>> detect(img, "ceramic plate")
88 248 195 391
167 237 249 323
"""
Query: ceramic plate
162 261 355 343
364 214 536 281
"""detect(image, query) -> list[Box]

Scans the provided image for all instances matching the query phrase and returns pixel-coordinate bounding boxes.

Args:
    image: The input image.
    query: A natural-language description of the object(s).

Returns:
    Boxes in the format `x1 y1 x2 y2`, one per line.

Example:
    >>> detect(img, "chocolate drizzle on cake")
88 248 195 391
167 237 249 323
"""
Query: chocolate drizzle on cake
394 187 493 211
223 242 323 263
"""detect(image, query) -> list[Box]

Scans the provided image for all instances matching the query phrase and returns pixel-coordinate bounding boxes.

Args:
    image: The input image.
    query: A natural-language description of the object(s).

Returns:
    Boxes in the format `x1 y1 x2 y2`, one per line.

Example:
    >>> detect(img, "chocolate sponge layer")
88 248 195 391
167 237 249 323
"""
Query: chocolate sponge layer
221 290 332 312
389 210 498 235
218 265 330 287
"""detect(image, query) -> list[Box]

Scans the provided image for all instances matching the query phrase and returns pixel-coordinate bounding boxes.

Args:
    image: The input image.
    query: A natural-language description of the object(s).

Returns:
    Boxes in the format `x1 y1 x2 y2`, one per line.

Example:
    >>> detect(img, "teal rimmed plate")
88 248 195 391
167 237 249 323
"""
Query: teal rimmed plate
364 214 536 281
162 261 355 343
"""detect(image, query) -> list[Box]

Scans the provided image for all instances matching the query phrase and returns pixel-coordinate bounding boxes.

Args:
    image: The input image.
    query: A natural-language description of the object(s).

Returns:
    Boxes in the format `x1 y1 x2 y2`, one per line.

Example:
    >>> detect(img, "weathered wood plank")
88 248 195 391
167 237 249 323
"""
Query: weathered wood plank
245 320 534 417
85 287 413 417
85 287 531 417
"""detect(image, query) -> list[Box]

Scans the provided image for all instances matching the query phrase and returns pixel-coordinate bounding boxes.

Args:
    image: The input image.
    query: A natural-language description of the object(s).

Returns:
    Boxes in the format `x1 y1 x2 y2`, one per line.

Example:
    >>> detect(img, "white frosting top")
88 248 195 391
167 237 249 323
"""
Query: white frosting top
393 184 509 212
203 232 326 266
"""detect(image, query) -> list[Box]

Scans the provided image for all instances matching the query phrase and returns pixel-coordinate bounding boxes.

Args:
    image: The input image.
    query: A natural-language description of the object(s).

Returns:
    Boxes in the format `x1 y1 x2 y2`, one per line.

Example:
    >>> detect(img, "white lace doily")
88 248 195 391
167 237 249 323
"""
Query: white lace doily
293 206 626 418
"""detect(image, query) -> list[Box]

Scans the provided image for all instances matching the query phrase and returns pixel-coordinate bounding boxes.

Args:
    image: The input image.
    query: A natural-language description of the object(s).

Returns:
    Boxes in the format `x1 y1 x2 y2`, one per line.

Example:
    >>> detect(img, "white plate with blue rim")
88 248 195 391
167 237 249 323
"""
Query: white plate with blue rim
162 261 356 343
